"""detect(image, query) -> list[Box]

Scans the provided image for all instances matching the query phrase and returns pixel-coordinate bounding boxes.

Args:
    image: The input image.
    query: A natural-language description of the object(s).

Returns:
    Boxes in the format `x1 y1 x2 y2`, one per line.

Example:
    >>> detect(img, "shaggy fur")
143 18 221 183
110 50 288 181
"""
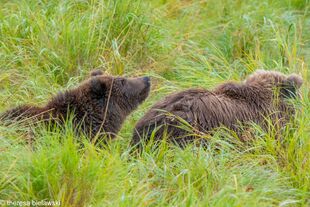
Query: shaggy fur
131 70 303 148
1 70 151 141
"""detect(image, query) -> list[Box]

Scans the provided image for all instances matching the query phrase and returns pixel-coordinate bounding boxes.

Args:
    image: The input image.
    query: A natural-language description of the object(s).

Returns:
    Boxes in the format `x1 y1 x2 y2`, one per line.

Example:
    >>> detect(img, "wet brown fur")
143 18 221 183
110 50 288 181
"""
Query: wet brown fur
132 70 303 148
1 70 150 142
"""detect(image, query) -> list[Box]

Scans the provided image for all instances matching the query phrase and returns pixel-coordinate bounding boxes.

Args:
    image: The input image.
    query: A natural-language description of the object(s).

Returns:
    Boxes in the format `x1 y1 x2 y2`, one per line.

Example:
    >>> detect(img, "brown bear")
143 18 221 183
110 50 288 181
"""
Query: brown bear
131 70 303 149
1 70 151 142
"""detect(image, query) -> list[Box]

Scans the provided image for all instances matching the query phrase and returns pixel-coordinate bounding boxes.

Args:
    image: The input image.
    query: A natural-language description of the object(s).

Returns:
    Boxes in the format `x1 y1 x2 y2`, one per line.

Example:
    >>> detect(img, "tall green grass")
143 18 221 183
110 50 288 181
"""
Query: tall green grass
0 0 309 206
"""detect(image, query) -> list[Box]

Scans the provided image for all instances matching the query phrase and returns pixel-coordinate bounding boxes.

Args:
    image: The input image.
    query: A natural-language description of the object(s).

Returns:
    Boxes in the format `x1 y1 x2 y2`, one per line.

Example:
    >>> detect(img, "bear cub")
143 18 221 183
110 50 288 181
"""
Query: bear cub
131 70 303 148
1 70 151 141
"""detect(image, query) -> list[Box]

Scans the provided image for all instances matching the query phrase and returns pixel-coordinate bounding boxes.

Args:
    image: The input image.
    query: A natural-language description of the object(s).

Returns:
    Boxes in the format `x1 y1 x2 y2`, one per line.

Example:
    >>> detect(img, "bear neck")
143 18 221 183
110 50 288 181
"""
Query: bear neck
43 90 78 119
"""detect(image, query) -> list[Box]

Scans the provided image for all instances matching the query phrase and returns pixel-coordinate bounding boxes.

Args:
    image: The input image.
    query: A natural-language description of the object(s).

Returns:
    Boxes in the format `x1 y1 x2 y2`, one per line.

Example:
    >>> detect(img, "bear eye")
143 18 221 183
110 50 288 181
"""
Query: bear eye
120 79 126 86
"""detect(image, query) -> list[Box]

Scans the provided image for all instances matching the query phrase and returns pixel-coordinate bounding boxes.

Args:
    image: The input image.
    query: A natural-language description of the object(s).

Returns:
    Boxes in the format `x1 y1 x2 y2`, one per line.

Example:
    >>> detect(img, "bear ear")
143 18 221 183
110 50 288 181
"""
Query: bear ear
90 70 104 77
286 74 303 89
281 74 303 98
90 77 106 97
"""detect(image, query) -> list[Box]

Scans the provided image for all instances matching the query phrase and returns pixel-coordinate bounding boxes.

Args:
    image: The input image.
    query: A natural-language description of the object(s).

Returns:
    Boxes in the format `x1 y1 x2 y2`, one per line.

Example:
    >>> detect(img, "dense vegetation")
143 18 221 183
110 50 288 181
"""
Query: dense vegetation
0 0 309 206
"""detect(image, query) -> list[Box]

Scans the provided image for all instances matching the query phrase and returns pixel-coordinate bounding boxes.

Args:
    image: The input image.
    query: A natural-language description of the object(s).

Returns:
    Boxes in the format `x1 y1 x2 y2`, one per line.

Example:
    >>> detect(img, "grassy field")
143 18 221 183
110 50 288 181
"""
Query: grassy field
0 0 309 206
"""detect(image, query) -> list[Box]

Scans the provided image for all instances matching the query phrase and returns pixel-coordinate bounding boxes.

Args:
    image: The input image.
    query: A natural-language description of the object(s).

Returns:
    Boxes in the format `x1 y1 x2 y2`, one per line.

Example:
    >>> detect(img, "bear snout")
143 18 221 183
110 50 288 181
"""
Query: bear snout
143 76 150 87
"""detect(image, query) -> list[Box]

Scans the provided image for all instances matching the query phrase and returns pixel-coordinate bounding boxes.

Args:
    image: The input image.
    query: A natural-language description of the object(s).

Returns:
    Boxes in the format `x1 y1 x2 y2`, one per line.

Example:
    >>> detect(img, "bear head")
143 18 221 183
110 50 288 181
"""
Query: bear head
245 70 303 99
87 70 150 112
